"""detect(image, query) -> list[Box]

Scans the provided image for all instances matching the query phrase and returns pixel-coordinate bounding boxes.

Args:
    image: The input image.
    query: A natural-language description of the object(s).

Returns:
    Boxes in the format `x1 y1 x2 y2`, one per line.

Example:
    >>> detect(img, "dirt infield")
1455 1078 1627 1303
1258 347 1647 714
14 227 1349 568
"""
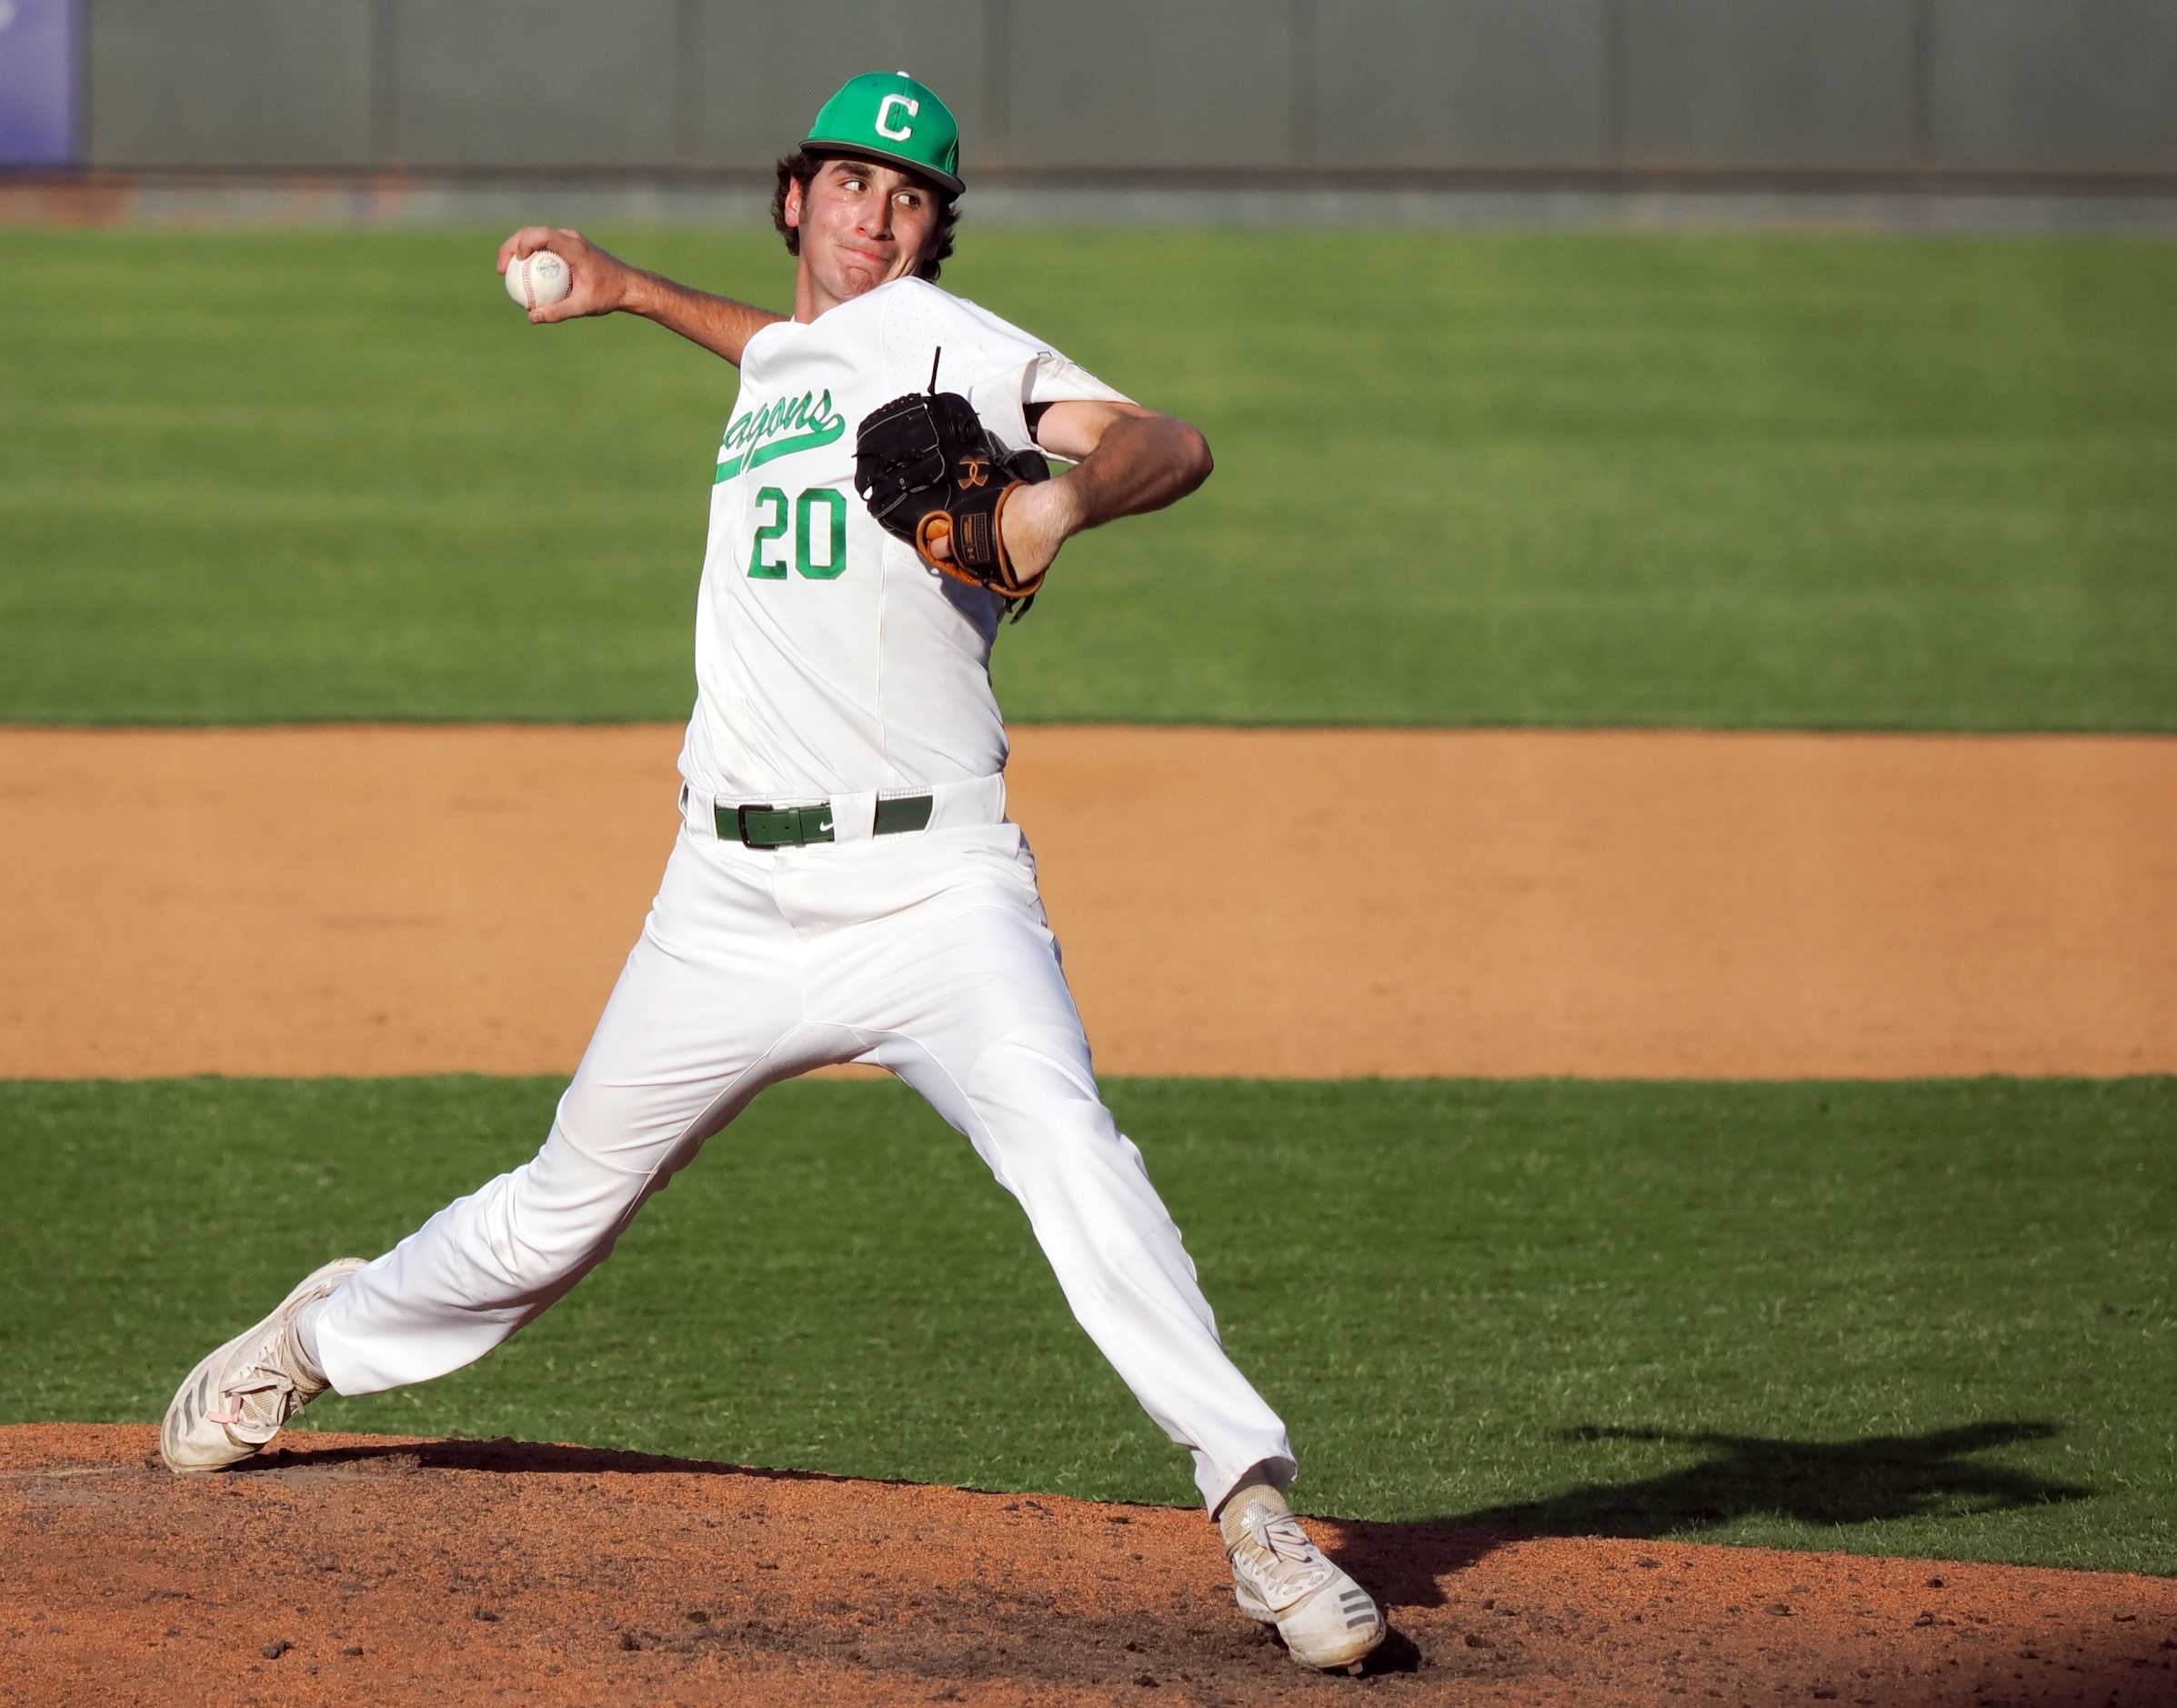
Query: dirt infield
4 1426 2170 1708
4 724 2174 1080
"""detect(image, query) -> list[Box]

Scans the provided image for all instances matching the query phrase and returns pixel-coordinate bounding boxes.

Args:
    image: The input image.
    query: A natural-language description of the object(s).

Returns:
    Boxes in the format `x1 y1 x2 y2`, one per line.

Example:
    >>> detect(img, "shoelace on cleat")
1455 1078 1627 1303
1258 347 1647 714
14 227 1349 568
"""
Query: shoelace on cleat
1229 1507 1337 1612
205 1351 306 1439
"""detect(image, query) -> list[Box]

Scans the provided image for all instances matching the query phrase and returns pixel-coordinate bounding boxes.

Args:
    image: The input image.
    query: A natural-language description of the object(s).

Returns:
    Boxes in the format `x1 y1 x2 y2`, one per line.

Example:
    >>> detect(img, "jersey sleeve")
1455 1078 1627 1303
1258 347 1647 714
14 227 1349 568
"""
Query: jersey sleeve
971 354 1133 459
1022 353 1130 407
882 281 1132 460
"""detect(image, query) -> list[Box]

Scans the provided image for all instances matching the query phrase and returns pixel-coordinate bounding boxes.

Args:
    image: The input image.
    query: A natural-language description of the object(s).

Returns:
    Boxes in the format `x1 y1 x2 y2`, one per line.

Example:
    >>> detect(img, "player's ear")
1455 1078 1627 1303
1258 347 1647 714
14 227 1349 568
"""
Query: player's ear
782 177 805 230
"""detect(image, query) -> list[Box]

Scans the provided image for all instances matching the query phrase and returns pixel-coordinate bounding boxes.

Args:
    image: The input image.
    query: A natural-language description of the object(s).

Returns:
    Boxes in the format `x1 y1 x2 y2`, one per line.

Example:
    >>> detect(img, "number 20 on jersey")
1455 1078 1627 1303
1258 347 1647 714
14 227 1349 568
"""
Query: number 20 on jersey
749 486 848 580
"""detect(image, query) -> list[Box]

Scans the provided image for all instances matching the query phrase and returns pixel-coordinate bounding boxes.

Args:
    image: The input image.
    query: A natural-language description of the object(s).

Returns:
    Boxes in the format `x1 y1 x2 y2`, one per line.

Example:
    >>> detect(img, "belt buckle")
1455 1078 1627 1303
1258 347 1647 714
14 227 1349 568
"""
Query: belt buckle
737 802 836 847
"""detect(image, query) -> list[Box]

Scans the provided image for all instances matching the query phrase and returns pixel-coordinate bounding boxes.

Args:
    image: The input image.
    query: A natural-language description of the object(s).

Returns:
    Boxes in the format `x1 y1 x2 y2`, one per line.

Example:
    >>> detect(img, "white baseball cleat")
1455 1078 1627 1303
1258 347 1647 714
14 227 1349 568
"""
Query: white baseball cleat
1220 1482 1386 1673
160 1258 367 1473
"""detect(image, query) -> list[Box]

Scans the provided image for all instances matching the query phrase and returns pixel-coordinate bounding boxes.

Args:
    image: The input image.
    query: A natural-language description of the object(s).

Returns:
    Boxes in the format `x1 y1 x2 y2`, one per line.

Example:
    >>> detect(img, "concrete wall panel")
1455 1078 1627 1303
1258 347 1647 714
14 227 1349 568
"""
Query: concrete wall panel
1001 0 1298 171
1314 0 1609 170
86 0 373 168
72 0 2177 182
696 0 989 174
1620 0 1918 172
1930 0 2177 174
386 0 682 169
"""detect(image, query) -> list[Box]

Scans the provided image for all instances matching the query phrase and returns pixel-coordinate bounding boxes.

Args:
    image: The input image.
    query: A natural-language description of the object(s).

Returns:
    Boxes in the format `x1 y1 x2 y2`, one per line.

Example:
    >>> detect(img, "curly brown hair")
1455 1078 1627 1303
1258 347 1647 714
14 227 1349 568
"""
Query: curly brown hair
771 150 959 283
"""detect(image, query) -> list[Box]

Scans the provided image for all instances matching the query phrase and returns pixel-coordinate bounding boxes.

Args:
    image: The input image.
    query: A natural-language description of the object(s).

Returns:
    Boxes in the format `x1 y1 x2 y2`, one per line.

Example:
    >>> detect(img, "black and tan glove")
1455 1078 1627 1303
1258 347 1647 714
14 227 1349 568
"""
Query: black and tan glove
854 385 1052 609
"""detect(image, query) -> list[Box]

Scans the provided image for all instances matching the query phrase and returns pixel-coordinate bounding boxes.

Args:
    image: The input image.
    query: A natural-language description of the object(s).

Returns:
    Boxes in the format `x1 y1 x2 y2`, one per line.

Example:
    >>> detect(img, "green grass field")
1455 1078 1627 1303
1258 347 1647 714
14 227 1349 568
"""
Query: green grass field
4 1075 2170 1574
4 228 2173 729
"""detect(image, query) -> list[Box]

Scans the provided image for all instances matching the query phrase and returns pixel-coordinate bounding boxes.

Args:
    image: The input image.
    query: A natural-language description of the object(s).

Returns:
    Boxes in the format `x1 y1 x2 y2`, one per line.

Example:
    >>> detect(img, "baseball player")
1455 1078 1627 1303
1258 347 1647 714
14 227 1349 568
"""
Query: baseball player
160 73 1384 1673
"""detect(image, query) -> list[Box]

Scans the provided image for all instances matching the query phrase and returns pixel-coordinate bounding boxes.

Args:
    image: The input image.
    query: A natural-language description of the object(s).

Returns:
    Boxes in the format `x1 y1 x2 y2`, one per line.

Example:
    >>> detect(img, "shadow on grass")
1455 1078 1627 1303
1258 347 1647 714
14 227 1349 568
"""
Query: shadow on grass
1464 1419 2089 1534
1332 1419 2090 1620
260 1417 2087 1539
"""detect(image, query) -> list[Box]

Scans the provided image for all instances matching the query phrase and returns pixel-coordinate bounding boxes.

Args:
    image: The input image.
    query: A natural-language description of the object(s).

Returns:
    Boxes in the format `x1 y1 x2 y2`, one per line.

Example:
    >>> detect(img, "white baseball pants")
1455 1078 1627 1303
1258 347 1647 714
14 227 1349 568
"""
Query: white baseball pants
310 777 1297 1512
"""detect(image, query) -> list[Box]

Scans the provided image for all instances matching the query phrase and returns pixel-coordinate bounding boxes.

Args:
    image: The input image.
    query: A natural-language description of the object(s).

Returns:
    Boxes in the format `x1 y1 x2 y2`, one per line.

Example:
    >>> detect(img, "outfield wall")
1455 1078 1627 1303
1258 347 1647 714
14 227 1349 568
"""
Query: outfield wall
55 0 2177 181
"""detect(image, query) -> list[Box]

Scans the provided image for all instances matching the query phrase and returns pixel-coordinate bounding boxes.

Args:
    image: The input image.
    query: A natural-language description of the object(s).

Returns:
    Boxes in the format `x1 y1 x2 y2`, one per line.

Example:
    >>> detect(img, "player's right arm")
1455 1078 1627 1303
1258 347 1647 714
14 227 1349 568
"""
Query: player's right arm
497 226 786 367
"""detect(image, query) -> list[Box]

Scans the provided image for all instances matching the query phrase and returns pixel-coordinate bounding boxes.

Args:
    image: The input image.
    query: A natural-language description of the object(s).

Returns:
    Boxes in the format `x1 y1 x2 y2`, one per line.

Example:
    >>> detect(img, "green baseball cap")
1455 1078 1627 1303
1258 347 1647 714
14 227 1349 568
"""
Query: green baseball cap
802 72 964 197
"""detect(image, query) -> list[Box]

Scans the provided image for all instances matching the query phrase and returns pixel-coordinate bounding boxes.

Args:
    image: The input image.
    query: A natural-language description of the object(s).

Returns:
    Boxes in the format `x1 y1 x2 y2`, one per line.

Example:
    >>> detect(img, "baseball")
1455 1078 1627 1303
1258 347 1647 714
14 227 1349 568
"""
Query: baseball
505 249 572 312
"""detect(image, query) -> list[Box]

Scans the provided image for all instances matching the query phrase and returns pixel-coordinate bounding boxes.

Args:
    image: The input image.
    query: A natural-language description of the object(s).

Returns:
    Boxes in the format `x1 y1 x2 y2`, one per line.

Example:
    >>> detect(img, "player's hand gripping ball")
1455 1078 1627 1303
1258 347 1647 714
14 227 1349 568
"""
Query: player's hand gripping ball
505 249 572 313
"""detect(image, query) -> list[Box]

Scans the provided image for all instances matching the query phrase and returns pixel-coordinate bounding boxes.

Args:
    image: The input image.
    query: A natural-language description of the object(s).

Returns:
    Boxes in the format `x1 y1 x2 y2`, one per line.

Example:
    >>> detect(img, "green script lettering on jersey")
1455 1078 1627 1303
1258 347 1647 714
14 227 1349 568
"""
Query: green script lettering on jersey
715 389 848 482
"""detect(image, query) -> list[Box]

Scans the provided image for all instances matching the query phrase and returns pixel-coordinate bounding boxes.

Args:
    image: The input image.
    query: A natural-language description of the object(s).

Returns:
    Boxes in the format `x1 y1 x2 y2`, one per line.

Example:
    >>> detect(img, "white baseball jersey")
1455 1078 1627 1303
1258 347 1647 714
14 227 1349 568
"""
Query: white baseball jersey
680 277 1129 803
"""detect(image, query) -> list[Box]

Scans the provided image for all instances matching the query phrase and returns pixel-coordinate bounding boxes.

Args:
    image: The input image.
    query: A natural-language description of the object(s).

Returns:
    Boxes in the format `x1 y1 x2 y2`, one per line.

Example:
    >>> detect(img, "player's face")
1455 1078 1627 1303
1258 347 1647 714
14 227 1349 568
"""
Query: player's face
786 158 942 315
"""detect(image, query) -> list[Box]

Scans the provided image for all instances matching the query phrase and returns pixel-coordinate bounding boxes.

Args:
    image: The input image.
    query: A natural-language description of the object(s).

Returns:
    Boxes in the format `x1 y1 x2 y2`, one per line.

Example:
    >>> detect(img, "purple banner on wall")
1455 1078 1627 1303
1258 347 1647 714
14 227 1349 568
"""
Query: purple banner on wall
0 0 76 167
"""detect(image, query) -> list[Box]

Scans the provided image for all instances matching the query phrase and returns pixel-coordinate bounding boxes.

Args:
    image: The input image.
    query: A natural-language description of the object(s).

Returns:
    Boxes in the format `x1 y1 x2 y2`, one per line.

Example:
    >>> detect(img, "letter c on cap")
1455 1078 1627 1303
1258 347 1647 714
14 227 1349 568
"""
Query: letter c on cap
876 94 919 140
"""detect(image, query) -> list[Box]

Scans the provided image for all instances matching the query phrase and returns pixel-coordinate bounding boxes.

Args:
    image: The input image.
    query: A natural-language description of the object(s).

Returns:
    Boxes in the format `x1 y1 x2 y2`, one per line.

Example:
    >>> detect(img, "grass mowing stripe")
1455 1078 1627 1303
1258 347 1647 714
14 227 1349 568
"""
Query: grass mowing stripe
4 229 2174 728
1 1075 2168 1574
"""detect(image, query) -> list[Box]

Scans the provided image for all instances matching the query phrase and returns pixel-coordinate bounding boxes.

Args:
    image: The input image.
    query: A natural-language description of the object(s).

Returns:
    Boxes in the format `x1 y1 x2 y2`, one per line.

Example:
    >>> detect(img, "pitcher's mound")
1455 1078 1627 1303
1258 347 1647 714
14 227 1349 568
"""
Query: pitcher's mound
2 1426 2167 1705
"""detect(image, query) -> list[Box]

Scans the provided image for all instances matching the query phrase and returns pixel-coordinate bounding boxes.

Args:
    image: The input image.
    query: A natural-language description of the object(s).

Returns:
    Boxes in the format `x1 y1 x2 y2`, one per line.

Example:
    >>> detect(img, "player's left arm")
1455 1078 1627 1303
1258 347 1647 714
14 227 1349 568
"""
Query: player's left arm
995 400 1213 583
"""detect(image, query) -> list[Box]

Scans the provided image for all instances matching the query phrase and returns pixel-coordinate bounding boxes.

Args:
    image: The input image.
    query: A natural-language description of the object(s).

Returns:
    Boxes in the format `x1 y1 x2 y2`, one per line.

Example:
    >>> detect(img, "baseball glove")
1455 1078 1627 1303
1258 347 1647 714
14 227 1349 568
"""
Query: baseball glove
855 387 1052 610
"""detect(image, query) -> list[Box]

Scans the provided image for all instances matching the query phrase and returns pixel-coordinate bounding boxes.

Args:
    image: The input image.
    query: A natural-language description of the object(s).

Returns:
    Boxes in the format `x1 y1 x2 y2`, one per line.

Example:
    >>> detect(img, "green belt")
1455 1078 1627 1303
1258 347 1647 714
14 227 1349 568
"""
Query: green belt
720 793 935 849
